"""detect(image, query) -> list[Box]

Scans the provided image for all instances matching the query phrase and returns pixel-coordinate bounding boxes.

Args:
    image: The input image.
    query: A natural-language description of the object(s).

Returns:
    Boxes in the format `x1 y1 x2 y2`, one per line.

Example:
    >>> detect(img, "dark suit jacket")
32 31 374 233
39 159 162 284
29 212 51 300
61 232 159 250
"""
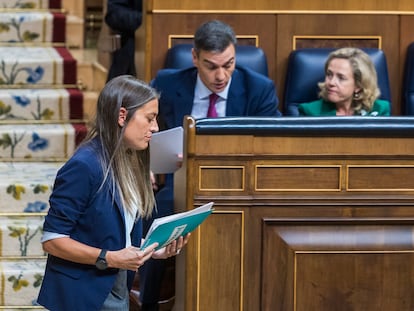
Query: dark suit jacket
37 138 142 311
105 0 142 80
152 66 282 129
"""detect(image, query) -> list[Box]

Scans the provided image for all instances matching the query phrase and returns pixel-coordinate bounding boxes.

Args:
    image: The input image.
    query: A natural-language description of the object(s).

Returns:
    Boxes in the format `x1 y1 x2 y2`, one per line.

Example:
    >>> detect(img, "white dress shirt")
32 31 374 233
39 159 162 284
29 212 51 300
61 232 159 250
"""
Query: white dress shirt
191 74 231 118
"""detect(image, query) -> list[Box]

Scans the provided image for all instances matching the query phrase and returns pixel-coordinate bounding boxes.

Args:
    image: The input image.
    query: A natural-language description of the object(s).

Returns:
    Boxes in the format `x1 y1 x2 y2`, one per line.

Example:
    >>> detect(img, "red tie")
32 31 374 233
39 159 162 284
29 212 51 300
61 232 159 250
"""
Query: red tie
207 93 219 117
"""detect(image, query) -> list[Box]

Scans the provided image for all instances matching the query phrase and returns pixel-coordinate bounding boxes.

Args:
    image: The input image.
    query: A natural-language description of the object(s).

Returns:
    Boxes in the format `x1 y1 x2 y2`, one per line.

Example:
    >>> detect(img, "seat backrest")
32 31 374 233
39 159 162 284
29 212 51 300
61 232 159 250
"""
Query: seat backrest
402 42 414 115
283 48 392 116
164 43 269 76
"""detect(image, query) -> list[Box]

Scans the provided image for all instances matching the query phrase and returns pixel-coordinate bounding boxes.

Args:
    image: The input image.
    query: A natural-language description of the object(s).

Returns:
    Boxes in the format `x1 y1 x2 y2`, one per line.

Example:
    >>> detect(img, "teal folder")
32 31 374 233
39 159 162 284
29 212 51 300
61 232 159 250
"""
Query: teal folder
141 202 214 250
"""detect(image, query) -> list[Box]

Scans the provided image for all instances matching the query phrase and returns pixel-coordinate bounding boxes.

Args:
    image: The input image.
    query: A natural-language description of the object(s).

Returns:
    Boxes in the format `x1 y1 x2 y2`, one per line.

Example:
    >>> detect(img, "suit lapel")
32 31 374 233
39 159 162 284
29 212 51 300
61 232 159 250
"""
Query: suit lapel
173 69 198 125
226 69 247 116
108 180 126 229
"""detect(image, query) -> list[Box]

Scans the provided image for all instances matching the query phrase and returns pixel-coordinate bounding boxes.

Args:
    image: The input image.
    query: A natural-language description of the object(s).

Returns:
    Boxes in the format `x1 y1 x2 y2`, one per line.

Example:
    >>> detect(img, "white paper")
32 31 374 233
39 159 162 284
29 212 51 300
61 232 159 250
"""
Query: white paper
149 201 214 231
150 126 184 174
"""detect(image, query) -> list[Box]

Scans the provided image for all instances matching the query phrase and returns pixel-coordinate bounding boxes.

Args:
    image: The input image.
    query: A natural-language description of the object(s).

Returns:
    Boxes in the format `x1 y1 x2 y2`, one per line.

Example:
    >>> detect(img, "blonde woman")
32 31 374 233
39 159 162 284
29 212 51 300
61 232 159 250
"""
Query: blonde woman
298 47 390 116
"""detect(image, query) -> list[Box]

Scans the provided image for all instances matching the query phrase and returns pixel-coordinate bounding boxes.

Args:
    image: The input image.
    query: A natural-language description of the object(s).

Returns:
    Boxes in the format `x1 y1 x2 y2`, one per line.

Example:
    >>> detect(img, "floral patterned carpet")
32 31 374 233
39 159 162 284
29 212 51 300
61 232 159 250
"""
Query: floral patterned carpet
0 0 85 309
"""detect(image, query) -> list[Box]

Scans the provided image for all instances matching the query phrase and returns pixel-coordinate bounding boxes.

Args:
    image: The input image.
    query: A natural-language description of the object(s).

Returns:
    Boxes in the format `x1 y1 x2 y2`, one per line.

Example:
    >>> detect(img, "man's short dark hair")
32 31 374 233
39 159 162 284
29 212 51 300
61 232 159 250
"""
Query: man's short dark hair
194 20 237 54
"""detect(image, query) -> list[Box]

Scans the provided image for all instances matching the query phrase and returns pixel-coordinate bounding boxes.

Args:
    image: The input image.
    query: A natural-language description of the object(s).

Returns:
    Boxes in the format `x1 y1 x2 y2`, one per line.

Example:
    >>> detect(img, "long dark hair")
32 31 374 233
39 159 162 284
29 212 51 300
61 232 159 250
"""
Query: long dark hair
85 75 159 217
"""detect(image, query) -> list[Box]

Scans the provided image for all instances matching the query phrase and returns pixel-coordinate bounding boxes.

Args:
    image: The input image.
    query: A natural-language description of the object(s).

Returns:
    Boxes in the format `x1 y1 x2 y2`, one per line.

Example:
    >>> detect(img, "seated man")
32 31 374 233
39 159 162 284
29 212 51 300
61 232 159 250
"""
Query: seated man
298 47 390 116
139 19 282 311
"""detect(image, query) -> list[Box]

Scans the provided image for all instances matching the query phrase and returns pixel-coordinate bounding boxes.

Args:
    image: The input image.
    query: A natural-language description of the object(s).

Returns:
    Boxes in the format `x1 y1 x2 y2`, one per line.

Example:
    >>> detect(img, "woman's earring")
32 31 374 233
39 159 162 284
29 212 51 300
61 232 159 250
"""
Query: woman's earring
353 91 360 99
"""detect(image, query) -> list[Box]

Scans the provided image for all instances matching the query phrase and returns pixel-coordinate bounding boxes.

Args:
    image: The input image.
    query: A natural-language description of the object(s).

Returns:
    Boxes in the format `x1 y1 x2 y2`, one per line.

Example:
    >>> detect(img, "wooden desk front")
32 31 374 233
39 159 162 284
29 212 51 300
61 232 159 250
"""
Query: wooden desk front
174 116 414 311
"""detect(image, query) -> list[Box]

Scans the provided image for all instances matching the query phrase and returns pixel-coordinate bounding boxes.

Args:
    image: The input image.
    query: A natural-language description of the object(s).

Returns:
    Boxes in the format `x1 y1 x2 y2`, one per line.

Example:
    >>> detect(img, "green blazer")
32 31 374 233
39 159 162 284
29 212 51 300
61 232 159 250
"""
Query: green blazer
298 99 391 116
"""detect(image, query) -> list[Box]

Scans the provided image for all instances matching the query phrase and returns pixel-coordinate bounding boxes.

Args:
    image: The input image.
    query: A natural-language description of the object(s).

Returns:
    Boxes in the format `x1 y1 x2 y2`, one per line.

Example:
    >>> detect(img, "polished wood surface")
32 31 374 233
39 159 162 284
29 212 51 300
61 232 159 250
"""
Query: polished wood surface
174 116 414 311
262 219 414 310
150 0 414 11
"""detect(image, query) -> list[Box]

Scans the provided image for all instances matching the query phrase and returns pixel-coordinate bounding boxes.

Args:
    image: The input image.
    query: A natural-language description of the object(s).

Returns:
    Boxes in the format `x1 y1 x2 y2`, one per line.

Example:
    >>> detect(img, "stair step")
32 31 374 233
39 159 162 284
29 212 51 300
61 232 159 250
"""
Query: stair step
0 12 65 43
0 123 86 160
71 48 107 91
0 258 46 307
0 161 63 212
0 0 61 9
63 0 83 18
83 90 98 121
0 88 83 121
0 46 77 86
0 215 46 257
66 14 84 49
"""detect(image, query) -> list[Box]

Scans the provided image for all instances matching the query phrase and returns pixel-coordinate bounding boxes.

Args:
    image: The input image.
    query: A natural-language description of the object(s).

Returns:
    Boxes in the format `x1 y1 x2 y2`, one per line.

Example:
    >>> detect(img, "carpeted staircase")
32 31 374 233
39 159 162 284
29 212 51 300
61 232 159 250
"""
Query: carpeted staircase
0 0 87 309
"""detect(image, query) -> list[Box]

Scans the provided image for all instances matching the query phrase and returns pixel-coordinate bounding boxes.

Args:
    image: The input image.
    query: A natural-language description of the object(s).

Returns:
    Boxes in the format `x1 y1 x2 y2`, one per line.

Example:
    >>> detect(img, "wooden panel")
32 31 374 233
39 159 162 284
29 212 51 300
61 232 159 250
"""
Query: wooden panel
296 253 414 311
174 119 414 310
254 137 414 156
198 211 244 311
262 219 414 310
347 166 414 191
168 35 259 48
293 35 382 49
150 0 414 11
194 161 414 195
192 136 414 156
194 135 255 154
199 166 245 191
255 165 341 191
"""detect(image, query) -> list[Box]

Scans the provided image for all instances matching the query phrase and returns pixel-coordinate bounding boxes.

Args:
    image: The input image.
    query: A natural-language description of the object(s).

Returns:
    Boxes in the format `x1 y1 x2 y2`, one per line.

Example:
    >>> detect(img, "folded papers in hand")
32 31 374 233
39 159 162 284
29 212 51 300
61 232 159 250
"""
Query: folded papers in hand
141 202 214 250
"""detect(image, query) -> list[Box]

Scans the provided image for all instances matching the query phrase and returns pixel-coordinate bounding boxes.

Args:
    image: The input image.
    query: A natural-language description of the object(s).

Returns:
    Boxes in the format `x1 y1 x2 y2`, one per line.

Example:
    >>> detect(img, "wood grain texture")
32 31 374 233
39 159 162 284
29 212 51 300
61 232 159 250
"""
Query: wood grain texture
175 116 414 311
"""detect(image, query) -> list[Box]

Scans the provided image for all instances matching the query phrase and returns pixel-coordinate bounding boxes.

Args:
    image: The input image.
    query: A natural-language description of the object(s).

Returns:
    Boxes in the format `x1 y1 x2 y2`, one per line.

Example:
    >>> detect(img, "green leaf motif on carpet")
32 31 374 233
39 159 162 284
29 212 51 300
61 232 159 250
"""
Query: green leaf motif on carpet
0 17 39 43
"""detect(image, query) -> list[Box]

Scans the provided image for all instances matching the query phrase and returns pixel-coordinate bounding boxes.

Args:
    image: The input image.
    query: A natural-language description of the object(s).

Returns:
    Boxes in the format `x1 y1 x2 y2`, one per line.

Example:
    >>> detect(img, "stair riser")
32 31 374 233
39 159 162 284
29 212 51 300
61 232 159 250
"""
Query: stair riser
0 162 62 211
66 15 84 49
0 259 46 307
0 12 65 43
0 47 76 85
0 89 72 121
0 216 45 257
0 0 61 9
0 124 76 159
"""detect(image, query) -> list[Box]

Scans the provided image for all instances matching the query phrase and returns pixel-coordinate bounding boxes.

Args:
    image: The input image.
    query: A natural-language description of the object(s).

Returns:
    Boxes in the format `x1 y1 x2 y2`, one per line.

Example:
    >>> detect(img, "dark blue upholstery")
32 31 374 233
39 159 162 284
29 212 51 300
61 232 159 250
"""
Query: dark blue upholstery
195 116 414 137
284 48 392 116
164 43 269 76
403 42 414 115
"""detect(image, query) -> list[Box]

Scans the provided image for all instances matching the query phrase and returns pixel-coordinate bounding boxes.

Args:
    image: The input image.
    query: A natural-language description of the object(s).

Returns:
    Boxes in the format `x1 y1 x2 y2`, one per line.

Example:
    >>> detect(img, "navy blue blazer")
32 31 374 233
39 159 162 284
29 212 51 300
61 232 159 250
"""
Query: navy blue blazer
37 138 142 311
152 66 282 129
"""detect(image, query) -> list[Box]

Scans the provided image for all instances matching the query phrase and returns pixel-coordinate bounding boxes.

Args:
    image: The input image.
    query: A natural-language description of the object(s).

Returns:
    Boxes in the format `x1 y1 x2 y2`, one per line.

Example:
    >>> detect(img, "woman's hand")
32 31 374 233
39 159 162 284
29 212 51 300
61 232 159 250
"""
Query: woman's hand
106 243 158 271
150 170 158 192
151 233 191 259
176 153 183 169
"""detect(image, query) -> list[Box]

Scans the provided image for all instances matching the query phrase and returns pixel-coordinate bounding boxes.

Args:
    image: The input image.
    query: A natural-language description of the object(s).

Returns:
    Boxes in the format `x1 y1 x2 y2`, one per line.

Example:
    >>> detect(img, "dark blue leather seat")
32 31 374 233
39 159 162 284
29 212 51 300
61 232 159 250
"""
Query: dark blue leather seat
403 42 414 115
284 48 392 116
164 43 269 76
